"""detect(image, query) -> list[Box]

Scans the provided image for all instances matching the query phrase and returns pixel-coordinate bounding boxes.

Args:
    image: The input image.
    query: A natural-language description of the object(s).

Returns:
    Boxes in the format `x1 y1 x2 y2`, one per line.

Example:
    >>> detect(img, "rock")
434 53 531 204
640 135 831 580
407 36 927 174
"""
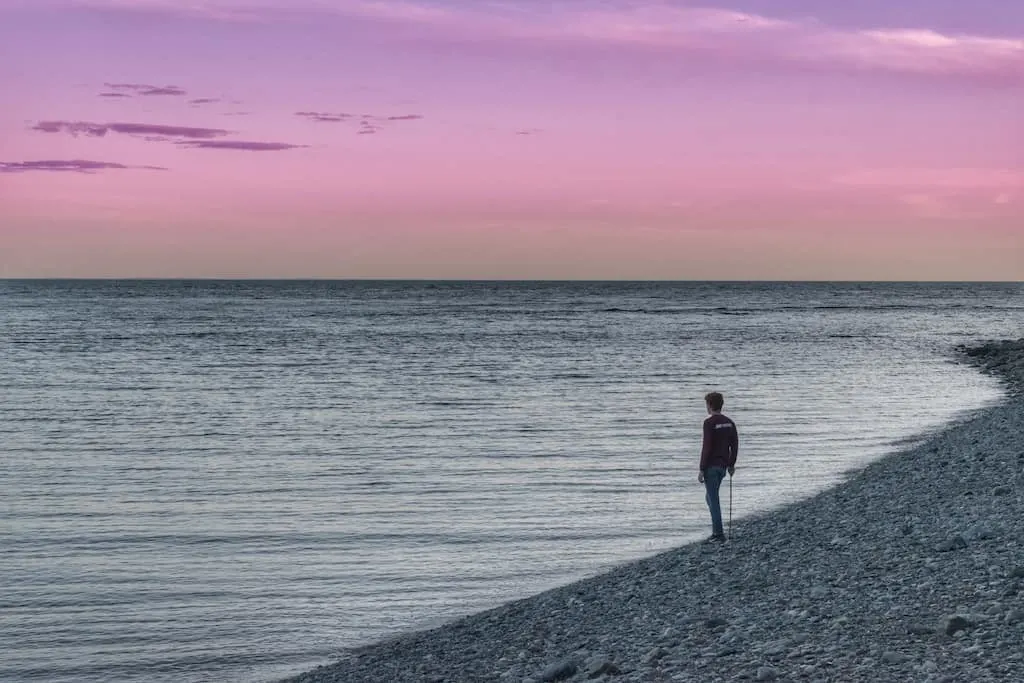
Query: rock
809 585 828 599
1010 566 1024 579
993 485 1012 496
943 615 973 636
1006 610 1024 625
659 626 679 641
962 526 995 542
882 651 911 665
756 665 778 681
704 617 729 629
937 535 968 552
538 658 577 682
919 660 939 673
583 655 619 679
642 646 668 665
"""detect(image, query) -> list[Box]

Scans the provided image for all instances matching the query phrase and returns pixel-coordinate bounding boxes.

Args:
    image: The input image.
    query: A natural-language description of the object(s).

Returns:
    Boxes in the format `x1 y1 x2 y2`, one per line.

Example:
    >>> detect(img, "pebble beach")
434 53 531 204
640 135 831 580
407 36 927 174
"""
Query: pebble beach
284 339 1024 683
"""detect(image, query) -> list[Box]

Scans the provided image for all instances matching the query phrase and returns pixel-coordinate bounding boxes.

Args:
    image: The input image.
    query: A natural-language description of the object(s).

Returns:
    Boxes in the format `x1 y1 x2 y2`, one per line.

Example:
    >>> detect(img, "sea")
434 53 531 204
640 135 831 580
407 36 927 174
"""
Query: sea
1 280 1021 683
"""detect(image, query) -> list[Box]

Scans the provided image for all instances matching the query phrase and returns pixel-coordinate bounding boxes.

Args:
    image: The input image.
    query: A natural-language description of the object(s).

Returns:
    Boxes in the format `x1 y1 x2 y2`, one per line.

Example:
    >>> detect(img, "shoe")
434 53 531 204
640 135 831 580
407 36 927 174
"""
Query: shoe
704 534 726 544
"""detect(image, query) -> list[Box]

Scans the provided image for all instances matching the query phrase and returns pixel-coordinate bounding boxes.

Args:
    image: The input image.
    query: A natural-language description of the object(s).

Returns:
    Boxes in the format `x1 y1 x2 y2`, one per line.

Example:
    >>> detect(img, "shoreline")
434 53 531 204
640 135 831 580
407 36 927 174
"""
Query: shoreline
283 339 1024 683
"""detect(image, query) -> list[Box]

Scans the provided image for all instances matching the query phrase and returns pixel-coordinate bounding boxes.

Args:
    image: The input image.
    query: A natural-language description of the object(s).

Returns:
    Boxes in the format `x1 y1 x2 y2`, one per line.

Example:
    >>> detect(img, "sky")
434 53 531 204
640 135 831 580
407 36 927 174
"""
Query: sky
1 0 1022 279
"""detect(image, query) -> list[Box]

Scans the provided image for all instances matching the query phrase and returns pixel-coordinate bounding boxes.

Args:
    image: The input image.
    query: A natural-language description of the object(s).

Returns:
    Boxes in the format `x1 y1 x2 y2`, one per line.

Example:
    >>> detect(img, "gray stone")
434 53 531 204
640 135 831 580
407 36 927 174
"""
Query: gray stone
704 617 729 629
659 626 679 641
1010 566 1024 579
994 485 1012 496
583 655 619 679
882 651 911 665
962 526 995 542
1006 610 1024 625
944 615 973 636
538 658 577 682
937 535 968 552
642 646 668 665
756 665 778 681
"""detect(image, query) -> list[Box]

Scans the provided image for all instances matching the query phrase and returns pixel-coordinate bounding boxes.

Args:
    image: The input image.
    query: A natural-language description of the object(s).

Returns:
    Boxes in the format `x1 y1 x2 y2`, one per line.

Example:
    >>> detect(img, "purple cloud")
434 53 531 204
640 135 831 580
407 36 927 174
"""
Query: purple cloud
0 159 167 173
179 140 307 151
33 120 110 136
296 111 354 122
30 118 300 153
111 122 228 138
104 82 187 96
99 92 131 98
75 1 1022 85
515 128 543 136
189 98 220 105
33 120 231 140
297 110 423 132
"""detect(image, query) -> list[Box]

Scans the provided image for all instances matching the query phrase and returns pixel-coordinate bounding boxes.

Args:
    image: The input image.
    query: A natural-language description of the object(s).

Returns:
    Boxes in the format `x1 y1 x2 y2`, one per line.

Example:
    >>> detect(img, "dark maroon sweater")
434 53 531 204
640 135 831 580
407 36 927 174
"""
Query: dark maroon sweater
700 413 738 472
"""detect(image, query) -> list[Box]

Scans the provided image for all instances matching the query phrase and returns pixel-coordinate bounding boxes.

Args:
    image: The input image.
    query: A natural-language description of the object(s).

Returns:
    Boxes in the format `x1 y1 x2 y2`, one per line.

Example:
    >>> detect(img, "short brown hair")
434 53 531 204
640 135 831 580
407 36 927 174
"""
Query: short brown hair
705 392 724 411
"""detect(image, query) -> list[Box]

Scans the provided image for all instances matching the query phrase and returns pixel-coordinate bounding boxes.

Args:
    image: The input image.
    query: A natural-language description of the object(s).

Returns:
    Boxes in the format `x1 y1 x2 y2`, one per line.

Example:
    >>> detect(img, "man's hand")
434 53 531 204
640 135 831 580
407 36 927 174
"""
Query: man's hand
698 472 705 484
728 466 735 476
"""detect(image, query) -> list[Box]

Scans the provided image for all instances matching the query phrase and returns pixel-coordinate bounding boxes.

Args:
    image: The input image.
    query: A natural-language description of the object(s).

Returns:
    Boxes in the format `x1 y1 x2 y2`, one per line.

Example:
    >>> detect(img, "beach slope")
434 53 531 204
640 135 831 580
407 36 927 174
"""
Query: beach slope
284 339 1024 683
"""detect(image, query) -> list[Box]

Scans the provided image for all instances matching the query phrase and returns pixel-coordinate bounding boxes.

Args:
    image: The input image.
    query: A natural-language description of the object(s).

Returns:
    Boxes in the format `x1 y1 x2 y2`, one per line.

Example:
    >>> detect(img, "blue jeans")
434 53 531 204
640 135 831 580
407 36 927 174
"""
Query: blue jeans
704 467 728 537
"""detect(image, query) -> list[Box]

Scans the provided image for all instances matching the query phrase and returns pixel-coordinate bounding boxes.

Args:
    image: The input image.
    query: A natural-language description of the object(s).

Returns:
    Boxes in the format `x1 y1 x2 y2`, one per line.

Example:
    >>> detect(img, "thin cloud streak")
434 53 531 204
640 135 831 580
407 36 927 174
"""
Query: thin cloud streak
104 82 188 96
52 1 1024 83
179 140 307 150
295 110 423 133
296 111 354 122
32 120 232 139
0 159 168 173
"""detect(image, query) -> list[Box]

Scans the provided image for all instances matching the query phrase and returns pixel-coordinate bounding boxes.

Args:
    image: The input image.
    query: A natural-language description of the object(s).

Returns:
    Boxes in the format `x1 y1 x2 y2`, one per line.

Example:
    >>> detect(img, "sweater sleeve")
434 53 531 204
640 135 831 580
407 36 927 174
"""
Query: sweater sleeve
729 421 739 468
699 419 712 472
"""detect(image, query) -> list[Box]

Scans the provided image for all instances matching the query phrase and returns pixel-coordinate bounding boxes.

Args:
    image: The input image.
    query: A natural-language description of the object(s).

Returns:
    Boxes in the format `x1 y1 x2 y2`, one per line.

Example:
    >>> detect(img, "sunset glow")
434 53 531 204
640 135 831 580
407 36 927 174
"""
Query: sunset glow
2 0 1021 279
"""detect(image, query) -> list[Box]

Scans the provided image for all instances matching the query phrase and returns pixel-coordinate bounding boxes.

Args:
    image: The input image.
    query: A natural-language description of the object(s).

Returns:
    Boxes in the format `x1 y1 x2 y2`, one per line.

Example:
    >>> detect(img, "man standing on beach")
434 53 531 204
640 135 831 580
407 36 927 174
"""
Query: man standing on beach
698 392 738 542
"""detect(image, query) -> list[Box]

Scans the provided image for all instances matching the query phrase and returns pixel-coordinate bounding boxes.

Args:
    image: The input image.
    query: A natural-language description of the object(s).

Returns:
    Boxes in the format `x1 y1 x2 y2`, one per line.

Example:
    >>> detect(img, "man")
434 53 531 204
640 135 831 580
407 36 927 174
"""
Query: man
698 391 738 542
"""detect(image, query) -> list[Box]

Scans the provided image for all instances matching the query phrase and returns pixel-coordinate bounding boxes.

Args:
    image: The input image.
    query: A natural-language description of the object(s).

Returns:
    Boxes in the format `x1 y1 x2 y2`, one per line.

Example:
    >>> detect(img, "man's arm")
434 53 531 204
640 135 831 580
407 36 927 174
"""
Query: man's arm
728 421 739 472
699 419 712 472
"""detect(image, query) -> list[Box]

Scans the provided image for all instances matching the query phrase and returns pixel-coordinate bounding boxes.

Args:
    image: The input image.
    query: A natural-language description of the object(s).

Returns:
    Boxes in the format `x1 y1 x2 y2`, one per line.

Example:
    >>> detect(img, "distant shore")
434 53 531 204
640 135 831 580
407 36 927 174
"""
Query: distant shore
283 339 1024 683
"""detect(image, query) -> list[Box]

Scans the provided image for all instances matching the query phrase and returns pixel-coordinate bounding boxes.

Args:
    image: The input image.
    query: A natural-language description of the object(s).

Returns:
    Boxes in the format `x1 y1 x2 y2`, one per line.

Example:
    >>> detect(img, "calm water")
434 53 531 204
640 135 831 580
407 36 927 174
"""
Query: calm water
1 281 1020 683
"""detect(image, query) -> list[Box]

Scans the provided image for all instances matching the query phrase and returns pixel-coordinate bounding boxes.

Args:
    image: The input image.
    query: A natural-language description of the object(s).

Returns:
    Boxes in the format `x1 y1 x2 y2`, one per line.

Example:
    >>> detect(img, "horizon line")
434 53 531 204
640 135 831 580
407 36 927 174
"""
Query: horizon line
2 278 1021 284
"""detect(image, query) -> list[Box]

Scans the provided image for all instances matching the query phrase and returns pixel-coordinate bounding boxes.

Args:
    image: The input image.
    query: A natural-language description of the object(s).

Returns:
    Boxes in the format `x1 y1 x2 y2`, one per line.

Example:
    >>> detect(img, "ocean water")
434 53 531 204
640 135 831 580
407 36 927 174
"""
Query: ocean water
1 280 1020 683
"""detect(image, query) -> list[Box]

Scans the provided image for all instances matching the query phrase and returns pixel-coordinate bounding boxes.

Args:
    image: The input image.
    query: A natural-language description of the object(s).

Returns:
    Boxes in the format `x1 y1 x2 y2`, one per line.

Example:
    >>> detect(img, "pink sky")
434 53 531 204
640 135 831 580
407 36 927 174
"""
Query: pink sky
1 0 1021 279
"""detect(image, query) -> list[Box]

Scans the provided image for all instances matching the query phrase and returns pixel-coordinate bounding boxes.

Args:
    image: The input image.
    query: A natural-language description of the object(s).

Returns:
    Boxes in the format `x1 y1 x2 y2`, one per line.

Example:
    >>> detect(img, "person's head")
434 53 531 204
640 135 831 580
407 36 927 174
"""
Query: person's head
705 391 724 414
